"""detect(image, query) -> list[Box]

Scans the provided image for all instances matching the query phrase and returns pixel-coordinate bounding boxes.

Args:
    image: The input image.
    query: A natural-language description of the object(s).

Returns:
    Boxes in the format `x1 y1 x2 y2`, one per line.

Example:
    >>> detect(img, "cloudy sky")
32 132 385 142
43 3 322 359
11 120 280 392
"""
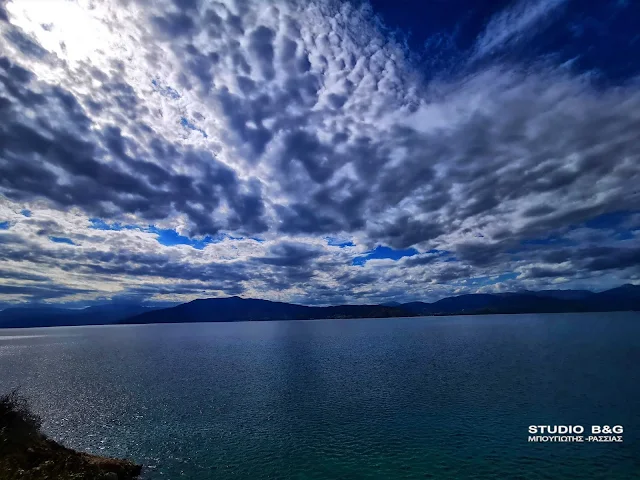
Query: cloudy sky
0 0 639 307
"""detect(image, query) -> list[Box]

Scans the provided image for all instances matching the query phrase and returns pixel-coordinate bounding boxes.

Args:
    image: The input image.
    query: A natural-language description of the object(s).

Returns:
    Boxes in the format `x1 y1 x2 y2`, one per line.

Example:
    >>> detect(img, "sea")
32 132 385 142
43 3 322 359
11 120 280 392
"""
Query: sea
1 312 639 479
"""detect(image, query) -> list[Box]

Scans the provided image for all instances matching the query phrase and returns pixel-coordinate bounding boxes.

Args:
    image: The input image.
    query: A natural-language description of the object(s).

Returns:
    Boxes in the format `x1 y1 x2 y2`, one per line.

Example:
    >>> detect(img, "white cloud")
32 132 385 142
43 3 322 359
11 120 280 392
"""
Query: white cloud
473 0 568 58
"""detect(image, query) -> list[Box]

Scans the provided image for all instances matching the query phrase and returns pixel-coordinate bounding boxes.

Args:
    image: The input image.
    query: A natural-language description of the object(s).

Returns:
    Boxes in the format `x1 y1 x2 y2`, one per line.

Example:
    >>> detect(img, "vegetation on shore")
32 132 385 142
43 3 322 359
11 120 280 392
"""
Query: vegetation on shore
0 389 141 480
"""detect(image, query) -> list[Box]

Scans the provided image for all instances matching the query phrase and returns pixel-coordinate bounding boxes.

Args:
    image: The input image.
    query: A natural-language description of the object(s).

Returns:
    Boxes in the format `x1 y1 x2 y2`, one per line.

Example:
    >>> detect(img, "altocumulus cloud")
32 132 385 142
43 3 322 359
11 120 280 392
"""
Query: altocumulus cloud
0 0 639 306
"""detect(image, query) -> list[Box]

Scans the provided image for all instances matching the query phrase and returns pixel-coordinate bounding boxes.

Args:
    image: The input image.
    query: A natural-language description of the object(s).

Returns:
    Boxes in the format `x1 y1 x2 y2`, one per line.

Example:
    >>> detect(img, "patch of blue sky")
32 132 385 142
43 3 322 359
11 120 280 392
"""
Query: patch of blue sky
180 117 207 138
583 210 636 230
90 218 249 249
89 218 138 231
21 209 31 217
508 235 577 256
326 236 355 248
520 235 571 247
426 248 450 255
426 248 457 261
0 221 10 230
49 236 76 245
580 210 639 240
493 272 519 282
613 230 635 241
148 227 216 249
511 210 639 254
459 272 518 287
352 245 418 266
151 79 180 99
146 227 247 249
370 0 640 84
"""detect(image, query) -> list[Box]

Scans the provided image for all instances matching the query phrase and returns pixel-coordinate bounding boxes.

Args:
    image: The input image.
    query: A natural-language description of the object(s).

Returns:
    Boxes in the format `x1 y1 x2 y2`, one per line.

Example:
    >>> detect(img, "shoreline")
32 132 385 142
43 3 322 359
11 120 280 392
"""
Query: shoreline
0 433 142 480
0 308 638 330
0 391 142 480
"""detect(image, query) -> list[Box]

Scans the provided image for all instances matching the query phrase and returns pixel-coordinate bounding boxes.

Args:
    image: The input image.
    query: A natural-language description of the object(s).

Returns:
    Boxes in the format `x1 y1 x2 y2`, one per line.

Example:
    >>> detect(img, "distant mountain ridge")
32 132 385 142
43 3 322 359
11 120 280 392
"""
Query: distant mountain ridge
0 303 160 328
400 285 640 316
121 297 413 325
1 285 639 328
113 284 640 324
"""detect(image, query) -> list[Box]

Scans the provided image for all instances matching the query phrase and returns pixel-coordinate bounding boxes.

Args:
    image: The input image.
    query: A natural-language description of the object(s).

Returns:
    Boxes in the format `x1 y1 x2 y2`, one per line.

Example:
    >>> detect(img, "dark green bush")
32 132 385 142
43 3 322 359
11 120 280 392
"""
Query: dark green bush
0 389 42 449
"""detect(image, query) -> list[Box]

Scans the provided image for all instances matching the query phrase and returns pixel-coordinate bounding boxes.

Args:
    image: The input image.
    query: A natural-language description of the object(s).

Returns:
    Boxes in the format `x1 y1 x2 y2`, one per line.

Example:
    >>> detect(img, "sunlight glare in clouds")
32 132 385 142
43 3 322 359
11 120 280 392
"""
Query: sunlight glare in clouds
7 0 115 63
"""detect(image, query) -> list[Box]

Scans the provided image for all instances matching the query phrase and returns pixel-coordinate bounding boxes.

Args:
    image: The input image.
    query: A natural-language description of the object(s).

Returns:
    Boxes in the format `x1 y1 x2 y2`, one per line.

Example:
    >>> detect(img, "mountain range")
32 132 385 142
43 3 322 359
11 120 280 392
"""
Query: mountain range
0 285 638 328
0 303 159 328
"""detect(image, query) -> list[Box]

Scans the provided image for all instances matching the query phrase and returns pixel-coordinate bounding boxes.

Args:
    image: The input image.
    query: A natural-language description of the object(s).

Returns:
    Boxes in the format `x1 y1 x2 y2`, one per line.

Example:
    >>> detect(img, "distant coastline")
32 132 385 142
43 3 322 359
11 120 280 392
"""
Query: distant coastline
1 284 638 329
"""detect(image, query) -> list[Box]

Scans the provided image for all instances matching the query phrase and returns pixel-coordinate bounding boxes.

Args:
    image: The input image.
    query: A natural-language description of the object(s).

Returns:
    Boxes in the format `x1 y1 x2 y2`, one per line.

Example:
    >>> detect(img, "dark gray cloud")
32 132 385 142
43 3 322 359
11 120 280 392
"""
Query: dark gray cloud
0 57 268 237
0 1 8 23
152 12 196 38
0 269 49 282
0 283 93 300
256 241 323 267
249 25 275 80
4 28 48 58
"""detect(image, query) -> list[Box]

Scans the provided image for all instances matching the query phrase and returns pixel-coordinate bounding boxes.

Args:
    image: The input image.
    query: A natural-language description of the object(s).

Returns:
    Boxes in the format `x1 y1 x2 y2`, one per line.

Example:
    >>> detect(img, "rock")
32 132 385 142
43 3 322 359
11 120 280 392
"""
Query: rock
0 436 143 480
1 390 142 480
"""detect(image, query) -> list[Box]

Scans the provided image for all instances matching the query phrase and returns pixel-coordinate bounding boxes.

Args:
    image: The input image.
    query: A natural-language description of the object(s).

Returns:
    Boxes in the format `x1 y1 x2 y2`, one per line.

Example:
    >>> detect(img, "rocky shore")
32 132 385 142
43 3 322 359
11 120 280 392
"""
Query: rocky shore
0 390 142 480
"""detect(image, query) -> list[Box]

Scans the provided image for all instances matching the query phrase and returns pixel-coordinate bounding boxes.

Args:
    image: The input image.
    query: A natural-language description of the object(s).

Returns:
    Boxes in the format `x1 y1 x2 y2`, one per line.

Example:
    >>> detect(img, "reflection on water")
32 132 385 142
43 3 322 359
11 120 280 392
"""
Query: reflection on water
0 313 639 479
0 335 50 340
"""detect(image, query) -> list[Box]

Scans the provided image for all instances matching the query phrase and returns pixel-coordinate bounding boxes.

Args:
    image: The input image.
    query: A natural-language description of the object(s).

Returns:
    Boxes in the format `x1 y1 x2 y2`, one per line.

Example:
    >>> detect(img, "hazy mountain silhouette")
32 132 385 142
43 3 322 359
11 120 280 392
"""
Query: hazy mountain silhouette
1 285 638 328
400 285 640 315
0 303 159 328
121 297 413 324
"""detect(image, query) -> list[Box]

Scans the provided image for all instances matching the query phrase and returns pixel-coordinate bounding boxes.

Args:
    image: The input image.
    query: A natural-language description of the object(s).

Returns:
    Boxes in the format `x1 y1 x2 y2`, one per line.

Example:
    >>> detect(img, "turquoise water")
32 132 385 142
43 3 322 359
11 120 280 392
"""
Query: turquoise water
1 313 639 479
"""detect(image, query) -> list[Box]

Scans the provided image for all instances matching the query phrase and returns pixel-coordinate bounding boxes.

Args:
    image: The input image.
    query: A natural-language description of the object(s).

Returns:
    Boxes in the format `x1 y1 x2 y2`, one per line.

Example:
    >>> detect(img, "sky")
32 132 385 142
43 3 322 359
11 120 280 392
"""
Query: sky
0 0 639 307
